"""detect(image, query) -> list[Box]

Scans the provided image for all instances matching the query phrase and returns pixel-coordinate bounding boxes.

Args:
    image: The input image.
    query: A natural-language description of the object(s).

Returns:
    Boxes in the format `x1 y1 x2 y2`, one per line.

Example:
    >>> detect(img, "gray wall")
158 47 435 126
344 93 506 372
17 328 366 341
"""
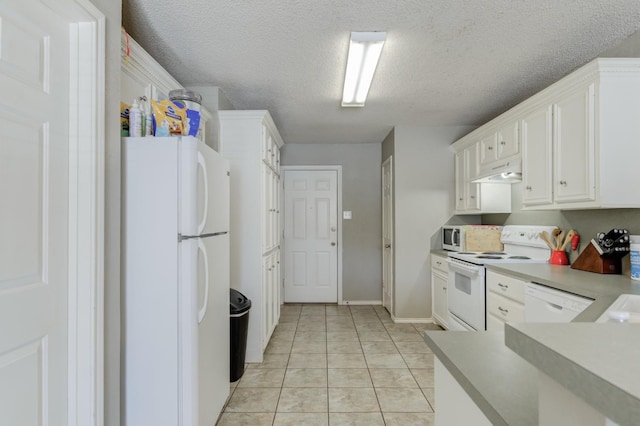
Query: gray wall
281 144 382 302
90 0 122 425
392 126 474 319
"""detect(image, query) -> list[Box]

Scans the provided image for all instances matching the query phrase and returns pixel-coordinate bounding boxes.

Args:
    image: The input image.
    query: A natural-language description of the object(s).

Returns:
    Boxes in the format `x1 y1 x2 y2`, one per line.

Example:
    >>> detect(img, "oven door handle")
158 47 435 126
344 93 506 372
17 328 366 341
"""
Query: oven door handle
447 259 481 275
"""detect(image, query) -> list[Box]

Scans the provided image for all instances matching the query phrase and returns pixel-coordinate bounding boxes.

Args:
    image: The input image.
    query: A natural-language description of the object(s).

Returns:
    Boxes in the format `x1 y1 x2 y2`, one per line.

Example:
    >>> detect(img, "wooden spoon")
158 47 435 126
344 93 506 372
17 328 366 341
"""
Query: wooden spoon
540 231 556 250
552 229 561 250
556 230 565 251
560 230 576 251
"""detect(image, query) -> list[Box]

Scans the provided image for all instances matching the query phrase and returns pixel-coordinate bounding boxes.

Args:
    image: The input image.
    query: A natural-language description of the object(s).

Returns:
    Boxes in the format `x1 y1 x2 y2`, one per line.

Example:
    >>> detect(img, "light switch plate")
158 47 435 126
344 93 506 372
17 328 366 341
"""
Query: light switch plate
343 211 352 220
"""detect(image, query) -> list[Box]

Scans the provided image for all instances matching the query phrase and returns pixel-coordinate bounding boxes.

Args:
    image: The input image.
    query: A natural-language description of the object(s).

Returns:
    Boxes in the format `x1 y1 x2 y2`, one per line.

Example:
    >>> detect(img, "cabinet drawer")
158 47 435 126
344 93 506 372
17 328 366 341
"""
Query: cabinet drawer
487 292 525 323
431 254 449 273
486 270 526 303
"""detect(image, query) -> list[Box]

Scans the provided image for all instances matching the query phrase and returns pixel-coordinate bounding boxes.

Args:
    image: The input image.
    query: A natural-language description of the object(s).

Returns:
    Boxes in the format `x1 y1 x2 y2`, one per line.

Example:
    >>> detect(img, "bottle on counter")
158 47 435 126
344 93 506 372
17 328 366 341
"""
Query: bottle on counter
129 98 142 137
630 235 640 281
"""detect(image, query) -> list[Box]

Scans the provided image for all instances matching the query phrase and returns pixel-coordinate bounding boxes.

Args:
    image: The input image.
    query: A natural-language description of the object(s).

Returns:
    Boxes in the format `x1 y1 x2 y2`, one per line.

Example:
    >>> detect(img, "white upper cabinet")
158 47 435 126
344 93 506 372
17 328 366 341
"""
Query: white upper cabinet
454 145 511 215
478 121 520 172
521 105 553 206
522 59 640 210
455 58 640 211
522 82 595 209
553 84 596 204
479 133 497 166
497 121 520 159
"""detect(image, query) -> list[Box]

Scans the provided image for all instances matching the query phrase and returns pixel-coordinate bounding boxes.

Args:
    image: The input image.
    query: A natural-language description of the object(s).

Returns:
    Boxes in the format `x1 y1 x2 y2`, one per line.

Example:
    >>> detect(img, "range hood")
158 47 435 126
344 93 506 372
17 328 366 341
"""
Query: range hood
472 160 522 183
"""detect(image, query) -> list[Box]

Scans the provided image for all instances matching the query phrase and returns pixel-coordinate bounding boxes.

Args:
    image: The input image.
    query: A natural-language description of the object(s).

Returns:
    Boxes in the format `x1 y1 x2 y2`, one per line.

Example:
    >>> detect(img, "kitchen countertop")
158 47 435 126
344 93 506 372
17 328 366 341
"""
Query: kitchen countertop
427 251 640 423
423 330 538 426
486 263 640 321
505 322 640 425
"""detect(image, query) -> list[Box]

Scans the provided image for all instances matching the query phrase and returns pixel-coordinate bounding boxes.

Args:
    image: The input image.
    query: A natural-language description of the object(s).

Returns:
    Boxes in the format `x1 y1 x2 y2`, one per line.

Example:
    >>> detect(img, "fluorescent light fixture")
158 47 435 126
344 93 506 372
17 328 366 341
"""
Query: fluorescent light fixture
342 31 386 107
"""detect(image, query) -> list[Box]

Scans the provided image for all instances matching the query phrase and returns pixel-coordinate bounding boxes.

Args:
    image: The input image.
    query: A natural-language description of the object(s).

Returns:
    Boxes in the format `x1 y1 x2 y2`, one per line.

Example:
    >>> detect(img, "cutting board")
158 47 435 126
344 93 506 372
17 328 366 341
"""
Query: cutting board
465 229 504 252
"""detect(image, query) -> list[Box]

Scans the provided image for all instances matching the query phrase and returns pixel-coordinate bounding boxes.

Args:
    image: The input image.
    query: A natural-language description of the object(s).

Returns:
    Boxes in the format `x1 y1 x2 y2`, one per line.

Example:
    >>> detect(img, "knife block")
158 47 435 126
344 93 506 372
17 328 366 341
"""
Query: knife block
570 241 622 274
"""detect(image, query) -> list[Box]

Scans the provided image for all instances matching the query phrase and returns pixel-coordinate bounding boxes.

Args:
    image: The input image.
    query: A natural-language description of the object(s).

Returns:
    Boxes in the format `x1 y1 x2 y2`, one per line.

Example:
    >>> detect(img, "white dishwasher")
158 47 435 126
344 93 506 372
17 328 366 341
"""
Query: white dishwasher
525 283 593 323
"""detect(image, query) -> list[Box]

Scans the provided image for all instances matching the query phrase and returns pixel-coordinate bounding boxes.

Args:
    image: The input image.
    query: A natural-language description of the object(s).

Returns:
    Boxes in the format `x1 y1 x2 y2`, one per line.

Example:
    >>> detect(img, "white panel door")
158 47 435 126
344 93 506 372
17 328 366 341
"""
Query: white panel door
382 157 394 315
284 170 338 303
0 1 70 425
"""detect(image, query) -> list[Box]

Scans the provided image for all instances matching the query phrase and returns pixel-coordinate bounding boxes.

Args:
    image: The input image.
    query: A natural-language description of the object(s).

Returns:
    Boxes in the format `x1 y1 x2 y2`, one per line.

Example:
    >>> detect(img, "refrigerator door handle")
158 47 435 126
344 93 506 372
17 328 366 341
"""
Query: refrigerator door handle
197 238 210 324
197 151 209 235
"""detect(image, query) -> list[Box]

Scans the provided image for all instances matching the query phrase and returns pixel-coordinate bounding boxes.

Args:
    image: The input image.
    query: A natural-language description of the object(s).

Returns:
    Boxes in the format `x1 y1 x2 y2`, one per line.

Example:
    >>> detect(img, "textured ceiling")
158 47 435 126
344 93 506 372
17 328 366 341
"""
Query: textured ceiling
123 1 640 144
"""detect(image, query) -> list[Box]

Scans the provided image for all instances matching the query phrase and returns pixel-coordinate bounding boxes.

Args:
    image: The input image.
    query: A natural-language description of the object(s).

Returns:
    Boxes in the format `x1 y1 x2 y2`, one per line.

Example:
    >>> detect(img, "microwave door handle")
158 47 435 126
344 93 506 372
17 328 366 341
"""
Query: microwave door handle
452 229 459 246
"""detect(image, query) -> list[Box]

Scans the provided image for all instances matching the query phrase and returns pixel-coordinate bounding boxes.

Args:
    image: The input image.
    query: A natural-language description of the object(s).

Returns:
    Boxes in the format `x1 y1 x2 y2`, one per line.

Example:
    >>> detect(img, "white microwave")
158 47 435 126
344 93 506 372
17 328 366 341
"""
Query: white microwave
442 226 462 251
442 225 504 251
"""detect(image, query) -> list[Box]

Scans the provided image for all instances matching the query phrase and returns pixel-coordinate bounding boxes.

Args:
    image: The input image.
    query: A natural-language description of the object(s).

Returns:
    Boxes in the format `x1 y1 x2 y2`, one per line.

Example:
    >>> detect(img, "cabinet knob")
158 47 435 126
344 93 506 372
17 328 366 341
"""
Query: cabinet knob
331 242 336 246
498 306 509 315
488 146 493 150
459 197 463 201
525 186 532 191
559 180 567 186
500 140 506 145
470 195 476 199
385 244 391 249
498 283 508 290
443 287 447 291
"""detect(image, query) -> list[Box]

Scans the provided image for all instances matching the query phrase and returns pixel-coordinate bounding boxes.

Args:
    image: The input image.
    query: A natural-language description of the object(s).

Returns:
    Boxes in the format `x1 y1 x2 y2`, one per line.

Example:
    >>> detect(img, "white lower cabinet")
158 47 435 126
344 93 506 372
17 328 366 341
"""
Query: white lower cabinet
435 358 492 426
262 250 280 344
486 270 526 332
431 254 449 328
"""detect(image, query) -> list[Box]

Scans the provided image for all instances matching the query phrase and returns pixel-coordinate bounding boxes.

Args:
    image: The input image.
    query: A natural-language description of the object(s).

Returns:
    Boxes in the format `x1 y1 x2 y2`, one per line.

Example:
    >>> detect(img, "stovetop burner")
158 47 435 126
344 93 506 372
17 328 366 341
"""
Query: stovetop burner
475 255 503 259
481 252 506 255
456 252 476 255
508 256 531 260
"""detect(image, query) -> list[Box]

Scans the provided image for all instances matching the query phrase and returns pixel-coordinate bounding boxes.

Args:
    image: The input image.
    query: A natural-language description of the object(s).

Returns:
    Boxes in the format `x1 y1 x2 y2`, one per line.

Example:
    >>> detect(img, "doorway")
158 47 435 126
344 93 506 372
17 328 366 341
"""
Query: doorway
0 1 104 425
282 167 342 303
382 157 394 315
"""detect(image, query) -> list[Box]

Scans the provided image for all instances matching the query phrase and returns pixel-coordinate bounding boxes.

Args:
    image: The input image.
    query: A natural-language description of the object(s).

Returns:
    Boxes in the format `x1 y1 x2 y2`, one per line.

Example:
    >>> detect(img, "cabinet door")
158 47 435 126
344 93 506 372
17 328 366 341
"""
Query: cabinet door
496 121 519 159
262 254 272 348
479 133 497 166
262 166 272 253
271 172 279 251
464 148 481 211
261 125 270 164
554 84 596 204
522 105 553 206
432 271 448 328
454 152 466 211
466 143 480 180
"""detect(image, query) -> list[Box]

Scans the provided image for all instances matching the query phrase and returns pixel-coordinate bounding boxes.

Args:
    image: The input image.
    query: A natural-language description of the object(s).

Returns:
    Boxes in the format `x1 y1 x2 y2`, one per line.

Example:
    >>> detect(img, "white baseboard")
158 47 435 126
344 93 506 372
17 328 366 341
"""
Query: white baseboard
391 316 435 324
340 300 382 306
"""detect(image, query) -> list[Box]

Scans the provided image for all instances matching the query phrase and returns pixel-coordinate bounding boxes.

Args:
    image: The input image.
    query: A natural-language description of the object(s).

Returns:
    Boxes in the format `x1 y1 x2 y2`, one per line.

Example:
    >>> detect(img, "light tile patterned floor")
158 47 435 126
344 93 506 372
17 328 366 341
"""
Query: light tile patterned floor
217 304 443 426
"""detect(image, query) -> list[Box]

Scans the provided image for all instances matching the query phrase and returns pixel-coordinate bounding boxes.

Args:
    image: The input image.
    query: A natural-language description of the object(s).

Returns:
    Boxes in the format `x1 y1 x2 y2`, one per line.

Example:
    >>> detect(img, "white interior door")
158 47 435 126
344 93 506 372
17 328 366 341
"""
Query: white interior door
0 1 71 424
284 170 338 303
382 157 394 315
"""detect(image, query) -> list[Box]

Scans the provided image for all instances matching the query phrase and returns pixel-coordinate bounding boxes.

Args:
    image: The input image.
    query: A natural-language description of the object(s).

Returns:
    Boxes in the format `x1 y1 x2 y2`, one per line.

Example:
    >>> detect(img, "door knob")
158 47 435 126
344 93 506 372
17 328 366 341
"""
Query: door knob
385 244 391 248
331 242 336 246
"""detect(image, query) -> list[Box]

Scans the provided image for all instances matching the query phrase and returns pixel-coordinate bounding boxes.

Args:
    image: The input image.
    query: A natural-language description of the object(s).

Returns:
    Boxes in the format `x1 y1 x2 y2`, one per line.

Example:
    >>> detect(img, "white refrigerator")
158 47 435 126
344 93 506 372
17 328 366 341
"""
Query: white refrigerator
122 136 230 426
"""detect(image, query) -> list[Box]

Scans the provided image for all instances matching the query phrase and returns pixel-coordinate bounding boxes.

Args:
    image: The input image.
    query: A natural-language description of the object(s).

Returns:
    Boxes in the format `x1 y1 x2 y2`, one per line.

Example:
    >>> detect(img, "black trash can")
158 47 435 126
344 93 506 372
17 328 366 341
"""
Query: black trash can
229 288 251 382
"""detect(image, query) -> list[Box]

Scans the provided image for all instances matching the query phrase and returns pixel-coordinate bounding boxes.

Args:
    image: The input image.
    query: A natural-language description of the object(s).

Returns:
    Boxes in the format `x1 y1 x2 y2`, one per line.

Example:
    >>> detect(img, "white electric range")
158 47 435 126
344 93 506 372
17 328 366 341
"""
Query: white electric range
446 225 557 331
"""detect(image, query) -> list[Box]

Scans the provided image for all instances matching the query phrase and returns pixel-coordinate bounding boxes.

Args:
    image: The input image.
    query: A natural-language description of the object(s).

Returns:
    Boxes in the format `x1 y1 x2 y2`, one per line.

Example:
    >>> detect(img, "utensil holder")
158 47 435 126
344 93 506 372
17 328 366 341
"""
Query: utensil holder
570 241 622 274
549 250 569 265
